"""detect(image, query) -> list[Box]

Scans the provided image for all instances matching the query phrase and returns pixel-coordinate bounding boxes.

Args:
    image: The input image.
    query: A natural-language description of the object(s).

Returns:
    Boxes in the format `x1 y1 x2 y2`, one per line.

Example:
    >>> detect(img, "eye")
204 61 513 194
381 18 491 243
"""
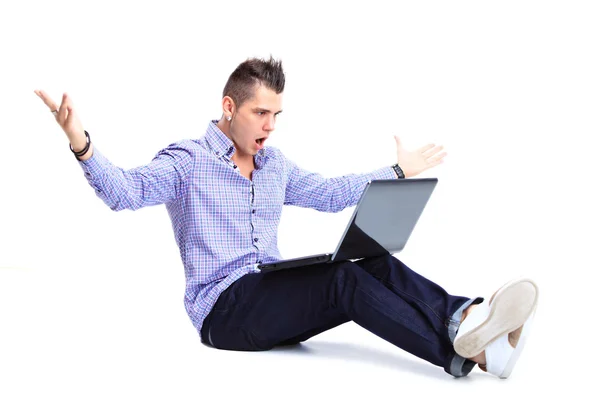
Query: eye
257 111 266 116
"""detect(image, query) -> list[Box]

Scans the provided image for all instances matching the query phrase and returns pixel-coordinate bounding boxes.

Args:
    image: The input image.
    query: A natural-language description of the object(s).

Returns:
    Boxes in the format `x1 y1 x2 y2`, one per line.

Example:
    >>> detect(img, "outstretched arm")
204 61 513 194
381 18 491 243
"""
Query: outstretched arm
34 90 193 211
283 157 394 212
283 136 447 212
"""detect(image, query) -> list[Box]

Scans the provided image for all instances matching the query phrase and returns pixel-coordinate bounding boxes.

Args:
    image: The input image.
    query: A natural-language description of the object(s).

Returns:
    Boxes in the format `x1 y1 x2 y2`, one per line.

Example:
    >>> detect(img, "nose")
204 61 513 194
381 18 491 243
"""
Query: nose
264 115 276 132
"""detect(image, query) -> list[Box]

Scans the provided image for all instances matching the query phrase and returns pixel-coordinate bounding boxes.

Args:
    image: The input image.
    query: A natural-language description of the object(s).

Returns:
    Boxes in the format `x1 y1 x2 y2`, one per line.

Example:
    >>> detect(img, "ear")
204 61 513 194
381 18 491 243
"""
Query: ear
222 96 236 118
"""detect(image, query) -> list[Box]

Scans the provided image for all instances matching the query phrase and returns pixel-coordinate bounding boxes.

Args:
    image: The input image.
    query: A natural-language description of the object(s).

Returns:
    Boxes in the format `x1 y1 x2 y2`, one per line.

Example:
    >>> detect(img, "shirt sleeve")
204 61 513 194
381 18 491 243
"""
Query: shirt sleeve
283 154 396 212
78 141 194 211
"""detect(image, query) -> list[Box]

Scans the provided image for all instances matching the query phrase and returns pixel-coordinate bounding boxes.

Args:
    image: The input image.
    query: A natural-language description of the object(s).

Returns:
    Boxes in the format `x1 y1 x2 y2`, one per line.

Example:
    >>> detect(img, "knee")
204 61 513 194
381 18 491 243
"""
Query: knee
329 262 368 304
358 253 402 276
331 262 363 285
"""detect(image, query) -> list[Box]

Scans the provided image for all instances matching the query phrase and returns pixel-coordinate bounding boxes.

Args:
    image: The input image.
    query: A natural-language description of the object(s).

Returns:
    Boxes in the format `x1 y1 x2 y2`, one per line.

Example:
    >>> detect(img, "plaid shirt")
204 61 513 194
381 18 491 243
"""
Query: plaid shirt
78 121 395 333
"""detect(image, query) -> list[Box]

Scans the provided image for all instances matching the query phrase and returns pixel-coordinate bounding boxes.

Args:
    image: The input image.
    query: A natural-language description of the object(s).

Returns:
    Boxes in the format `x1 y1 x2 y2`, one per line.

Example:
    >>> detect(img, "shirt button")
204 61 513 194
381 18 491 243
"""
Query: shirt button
252 209 256 214
85 172 91 176
254 238 259 243
233 165 238 169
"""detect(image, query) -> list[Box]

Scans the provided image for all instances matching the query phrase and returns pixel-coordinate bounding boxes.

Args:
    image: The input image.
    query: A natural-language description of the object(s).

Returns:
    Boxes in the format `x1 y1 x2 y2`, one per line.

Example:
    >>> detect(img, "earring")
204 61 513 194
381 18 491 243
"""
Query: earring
226 115 232 121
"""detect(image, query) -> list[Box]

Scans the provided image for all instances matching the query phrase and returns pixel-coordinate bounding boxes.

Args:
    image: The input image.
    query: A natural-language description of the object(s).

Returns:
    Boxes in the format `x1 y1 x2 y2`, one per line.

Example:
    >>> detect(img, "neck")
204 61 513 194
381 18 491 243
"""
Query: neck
232 152 254 168
215 118 254 167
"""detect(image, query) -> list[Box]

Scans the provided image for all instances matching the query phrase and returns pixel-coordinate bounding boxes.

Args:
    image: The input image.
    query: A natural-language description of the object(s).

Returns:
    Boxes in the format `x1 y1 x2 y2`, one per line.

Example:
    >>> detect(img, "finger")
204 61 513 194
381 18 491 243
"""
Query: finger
65 105 77 127
394 135 401 147
34 89 59 112
423 145 444 157
57 93 69 124
421 158 444 173
418 143 435 153
427 152 447 163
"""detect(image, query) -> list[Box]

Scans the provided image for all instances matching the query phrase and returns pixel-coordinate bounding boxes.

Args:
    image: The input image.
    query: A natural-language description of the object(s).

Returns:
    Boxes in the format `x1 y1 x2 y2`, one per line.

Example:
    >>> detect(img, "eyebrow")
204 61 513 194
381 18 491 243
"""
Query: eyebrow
253 107 283 115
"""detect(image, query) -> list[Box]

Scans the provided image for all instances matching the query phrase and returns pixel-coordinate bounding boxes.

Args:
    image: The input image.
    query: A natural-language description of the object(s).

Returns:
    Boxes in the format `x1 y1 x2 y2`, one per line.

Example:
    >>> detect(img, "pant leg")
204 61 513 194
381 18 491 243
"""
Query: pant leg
200 263 351 351
201 257 480 377
355 254 483 377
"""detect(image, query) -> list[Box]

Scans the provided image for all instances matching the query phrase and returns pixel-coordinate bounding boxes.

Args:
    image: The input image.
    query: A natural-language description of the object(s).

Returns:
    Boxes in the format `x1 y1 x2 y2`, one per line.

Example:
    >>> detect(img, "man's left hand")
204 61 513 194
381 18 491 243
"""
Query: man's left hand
394 135 447 178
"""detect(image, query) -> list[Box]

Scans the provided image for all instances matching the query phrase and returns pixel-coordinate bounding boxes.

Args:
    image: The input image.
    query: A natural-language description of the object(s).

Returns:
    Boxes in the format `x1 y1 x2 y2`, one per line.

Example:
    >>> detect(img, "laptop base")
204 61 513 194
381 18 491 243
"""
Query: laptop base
258 253 333 273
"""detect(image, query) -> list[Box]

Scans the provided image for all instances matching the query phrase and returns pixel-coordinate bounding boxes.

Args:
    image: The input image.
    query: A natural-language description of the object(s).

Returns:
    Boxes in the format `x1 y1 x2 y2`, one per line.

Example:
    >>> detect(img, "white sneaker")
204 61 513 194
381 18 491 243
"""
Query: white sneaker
453 278 539 378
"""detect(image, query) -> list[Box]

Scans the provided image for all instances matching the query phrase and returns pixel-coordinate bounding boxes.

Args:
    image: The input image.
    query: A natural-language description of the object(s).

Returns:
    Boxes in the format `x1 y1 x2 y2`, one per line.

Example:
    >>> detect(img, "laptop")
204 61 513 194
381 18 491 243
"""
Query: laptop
257 177 438 273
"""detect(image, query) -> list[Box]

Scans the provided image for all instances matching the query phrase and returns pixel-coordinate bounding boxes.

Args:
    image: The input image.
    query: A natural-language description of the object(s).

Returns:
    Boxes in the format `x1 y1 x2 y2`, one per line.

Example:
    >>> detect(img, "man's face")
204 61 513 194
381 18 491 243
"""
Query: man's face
229 84 283 158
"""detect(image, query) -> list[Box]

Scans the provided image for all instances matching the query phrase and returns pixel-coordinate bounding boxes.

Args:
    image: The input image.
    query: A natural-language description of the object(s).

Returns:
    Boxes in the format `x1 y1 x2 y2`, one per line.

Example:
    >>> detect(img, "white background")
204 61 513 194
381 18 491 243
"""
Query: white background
1 0 598 398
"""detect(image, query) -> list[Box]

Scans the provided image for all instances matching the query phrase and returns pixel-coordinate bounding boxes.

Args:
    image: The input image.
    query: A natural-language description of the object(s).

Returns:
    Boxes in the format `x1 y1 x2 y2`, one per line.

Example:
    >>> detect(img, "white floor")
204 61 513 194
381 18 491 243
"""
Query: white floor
0 252 593 399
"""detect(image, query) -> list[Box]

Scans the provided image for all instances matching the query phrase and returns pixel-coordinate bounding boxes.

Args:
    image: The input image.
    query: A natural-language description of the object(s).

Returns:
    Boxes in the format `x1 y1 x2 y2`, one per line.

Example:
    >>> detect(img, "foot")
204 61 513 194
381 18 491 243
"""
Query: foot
454 278 539 378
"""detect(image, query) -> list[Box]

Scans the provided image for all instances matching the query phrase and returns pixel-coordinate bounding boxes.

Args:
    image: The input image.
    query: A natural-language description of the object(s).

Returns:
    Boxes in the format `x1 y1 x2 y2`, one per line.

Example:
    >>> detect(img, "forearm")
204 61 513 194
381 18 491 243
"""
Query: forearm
328 166 397 210
285 166 396 212
78 148 141 211
78 142 193 211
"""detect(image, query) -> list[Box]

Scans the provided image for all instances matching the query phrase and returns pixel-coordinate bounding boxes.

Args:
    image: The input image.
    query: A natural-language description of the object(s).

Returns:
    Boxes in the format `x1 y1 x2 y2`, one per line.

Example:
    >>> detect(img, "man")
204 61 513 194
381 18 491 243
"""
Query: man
35 56 538 379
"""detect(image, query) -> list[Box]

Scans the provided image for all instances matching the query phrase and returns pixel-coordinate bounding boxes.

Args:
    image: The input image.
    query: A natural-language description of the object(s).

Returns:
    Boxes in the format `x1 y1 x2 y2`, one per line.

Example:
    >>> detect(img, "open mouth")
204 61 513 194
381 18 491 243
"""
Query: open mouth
256 138 266 145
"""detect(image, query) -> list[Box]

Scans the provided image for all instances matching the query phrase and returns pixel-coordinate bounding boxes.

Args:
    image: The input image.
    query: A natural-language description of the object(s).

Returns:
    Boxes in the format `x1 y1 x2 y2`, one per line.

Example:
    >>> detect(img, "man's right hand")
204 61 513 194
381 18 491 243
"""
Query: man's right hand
34 90 93 159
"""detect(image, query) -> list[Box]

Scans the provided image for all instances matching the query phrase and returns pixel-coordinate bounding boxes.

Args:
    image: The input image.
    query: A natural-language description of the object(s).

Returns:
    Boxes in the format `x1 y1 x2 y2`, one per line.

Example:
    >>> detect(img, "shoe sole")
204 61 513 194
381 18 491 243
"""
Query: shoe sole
454 278 539 359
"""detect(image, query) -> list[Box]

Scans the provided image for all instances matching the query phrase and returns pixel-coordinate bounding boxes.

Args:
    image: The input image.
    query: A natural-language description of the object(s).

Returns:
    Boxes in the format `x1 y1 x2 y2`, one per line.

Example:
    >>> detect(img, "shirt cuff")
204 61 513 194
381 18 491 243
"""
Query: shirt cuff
77 147 114 189
78 147 109 174
369 165 398 181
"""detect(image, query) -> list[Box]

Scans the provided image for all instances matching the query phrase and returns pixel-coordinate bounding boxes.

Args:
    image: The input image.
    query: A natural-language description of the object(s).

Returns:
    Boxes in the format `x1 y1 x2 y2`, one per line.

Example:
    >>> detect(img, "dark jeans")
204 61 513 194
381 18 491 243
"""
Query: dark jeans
200 254 481 377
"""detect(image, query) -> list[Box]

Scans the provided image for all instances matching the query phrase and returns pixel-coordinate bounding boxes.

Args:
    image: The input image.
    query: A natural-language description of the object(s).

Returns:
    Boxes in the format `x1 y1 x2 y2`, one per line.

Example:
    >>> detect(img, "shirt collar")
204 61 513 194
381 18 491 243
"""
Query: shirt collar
205 120 268 167
206 120 236 159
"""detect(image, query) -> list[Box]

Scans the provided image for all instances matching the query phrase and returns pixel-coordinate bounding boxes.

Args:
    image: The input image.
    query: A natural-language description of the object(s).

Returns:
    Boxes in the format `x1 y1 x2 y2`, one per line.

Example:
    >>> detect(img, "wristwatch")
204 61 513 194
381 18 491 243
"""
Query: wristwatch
391 163 405 179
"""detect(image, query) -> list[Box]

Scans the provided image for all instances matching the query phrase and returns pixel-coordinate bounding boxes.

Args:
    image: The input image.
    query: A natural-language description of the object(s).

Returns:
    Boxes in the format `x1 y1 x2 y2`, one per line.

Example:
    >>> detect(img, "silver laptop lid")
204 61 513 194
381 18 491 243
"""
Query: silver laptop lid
331 178 438 261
